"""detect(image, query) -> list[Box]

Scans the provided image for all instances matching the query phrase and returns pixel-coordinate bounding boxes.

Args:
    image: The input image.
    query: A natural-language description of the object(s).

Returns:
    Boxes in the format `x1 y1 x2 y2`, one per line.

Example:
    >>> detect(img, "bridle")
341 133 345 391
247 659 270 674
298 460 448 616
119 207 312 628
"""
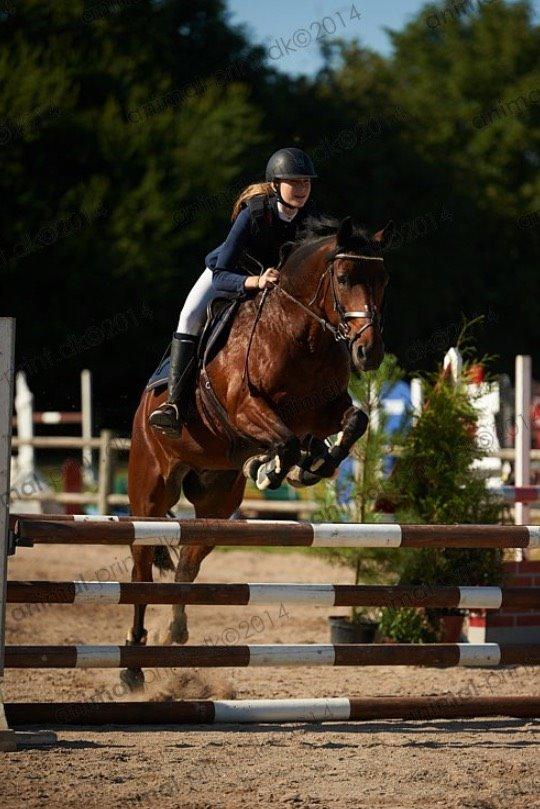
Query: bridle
278 252 385 345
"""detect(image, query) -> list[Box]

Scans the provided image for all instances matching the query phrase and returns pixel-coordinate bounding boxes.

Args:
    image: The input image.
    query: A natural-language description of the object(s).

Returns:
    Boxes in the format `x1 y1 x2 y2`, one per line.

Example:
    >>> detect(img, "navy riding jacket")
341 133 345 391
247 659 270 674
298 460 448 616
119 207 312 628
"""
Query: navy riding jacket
205 194 316 295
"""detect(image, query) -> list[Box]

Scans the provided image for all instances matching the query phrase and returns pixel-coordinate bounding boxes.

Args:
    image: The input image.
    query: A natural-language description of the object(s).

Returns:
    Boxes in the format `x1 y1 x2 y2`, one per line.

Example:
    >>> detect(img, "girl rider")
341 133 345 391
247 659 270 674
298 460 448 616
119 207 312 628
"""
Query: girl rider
149 147 318 435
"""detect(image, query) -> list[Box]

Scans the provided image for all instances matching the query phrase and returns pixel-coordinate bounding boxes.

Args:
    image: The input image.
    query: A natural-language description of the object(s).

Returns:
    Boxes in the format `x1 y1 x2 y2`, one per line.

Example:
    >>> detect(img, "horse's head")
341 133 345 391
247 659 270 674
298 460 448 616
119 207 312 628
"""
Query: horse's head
281 215 392 372
323 217 391 372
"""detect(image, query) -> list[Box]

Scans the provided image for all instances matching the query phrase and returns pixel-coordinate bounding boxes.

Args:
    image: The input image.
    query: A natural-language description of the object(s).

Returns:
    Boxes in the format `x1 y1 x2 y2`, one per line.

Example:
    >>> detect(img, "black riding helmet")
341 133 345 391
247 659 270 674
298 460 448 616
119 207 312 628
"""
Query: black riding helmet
265 147 317 209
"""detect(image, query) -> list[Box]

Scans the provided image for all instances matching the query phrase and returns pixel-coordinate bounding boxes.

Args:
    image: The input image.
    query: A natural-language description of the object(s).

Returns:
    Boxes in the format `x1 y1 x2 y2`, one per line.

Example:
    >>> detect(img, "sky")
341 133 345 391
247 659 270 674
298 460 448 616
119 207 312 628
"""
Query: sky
227 0 540 75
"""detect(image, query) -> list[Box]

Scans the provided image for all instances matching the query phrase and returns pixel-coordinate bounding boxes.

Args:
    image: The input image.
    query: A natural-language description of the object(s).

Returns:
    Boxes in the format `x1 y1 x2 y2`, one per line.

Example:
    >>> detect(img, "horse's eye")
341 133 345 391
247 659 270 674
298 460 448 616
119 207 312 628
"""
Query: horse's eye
337 275 348 285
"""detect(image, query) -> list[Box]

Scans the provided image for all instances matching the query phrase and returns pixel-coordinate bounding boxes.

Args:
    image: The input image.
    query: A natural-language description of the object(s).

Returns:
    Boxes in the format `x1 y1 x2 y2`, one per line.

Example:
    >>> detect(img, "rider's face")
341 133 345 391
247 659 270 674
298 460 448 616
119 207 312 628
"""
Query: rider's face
276 178 311 207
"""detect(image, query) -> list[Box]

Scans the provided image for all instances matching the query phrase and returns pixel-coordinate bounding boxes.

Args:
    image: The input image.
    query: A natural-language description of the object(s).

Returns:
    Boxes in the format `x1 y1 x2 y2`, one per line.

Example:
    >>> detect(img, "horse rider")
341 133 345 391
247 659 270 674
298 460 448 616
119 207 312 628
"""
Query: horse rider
149 147 318 436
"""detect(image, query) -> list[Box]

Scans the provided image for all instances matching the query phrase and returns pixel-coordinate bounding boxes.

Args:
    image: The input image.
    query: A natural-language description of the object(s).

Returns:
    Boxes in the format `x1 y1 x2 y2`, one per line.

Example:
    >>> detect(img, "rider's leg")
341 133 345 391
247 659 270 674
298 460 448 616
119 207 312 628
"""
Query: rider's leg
149 268 214 435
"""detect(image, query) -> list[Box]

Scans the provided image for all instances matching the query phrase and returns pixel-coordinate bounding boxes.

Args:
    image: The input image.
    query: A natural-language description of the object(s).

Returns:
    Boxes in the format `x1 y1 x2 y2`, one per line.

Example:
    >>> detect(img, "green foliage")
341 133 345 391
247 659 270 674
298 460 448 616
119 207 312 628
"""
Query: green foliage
347 355 406 522
378 606 437 643
317 326 504 635
2 0 538 421
387 379 500 524
1 0 268 399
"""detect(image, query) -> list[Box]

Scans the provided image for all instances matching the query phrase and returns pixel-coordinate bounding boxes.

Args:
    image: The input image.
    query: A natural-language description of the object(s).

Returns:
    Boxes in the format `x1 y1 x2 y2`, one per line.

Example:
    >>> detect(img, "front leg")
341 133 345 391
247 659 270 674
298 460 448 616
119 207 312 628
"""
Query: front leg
320 404 369 474
237 397 301 491
288 398 368 486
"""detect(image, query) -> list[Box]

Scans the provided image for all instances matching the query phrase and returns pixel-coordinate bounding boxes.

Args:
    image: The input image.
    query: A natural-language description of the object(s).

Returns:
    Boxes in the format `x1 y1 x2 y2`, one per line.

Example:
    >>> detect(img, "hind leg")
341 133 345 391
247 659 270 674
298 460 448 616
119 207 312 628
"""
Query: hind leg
164 469 246 645
122 404 185 690
122 471 184 690
119 545 153 691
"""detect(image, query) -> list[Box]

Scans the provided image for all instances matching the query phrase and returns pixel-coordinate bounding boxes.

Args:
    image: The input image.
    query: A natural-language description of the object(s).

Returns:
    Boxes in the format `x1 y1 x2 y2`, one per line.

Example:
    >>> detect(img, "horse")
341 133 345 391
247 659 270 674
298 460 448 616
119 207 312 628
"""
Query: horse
123 215 391 689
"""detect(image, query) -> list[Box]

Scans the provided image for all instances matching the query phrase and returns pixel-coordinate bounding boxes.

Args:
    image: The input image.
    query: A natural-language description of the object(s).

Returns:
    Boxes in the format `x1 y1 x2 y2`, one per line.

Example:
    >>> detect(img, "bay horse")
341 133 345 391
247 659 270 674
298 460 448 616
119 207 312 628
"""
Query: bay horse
123 215 391 689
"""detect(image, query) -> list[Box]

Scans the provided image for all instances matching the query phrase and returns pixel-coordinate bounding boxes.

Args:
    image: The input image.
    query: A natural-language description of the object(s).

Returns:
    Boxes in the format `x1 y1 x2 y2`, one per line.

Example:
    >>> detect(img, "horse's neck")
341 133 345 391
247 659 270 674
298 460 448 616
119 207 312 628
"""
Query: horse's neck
281 239 333 308
270 241 336 344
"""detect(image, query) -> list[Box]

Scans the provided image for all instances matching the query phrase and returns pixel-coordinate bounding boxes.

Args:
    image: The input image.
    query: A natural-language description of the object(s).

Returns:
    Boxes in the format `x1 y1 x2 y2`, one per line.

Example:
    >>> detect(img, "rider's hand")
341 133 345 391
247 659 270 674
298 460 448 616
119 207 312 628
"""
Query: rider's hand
258 267 281 290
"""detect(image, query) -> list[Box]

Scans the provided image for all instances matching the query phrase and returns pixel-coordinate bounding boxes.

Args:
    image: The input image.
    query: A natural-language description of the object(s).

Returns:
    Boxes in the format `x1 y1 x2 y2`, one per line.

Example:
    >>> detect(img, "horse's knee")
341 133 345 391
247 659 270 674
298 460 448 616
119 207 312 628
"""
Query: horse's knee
175 557 200 584
281 435 301 465
350 407 368 437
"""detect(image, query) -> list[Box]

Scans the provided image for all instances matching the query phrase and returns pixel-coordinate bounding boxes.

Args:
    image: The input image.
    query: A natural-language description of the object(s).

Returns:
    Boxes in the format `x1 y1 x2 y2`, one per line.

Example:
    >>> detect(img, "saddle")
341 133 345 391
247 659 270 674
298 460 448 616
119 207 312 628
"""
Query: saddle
146 293 241 392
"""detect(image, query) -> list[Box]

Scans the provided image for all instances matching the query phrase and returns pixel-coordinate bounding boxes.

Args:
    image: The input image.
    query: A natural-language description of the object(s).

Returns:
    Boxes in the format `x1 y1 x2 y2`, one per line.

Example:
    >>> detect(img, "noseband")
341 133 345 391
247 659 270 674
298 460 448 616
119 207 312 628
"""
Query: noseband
279 252 385 345
327 252 385 342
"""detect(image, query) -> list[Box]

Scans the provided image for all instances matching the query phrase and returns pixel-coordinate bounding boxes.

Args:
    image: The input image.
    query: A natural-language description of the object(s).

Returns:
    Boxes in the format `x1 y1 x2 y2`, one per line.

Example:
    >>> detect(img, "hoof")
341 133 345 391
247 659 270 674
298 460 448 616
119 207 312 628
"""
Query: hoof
256 459 284 491
286 465 307 488
286 444 336 485
120 667 145 692
286 466 322 487
163 623 189 645
243 455 266 482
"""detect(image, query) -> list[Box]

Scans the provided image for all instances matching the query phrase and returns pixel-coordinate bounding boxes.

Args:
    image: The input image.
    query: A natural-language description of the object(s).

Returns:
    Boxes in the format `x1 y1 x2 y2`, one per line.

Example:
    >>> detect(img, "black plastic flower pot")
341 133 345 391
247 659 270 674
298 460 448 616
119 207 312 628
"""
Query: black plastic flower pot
328 615 379 644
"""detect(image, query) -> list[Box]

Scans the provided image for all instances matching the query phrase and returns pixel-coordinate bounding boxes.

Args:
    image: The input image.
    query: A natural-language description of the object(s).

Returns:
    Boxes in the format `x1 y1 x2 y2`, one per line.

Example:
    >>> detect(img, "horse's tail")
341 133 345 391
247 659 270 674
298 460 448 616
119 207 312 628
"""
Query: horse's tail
152 509 177 571
154 545 175 572
127 502 176 572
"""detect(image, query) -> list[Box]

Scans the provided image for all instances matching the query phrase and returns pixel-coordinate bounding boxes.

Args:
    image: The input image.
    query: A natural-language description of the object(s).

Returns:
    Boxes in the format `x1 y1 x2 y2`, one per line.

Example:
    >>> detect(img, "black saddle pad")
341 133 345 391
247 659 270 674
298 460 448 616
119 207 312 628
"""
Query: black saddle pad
145 293 243 392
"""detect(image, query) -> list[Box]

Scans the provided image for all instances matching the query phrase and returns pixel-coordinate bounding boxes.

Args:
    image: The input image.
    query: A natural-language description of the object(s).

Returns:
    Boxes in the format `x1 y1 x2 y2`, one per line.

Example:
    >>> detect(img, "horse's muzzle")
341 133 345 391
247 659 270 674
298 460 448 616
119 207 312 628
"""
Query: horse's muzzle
350 336 385 371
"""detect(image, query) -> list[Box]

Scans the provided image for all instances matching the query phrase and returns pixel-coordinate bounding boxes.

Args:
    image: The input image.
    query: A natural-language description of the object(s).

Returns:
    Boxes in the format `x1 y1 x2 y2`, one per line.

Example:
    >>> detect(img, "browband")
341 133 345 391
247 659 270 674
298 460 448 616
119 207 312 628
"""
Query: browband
334 253 384 262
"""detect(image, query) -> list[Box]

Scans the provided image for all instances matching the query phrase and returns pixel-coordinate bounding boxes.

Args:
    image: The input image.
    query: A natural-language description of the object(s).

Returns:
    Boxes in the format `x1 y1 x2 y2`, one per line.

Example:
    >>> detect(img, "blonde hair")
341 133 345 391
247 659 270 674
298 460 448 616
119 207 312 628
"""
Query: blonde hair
231 181 275 221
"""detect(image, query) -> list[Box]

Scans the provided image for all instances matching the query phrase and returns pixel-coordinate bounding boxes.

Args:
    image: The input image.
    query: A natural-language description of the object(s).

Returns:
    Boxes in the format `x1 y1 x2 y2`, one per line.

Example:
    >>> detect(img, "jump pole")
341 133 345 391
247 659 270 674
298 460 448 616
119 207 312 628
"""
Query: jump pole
13 517 540 549
4 643 539 668
80 369 94 485
6 581 540 609
5 696 540 726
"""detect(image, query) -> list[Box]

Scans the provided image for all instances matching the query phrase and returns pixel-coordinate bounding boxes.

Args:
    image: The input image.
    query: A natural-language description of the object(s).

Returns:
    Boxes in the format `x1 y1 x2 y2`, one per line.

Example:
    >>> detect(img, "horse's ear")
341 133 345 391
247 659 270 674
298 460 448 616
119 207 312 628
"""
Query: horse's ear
337 216 353 246
373 221 395 248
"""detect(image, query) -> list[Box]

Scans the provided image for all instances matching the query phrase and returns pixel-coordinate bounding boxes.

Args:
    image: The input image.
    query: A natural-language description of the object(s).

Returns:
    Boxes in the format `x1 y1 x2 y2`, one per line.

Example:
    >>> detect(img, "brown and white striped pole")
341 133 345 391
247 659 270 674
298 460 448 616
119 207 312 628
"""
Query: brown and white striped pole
14 517 540 549
6 581 540 610
4 643 539 669
4 696 540 726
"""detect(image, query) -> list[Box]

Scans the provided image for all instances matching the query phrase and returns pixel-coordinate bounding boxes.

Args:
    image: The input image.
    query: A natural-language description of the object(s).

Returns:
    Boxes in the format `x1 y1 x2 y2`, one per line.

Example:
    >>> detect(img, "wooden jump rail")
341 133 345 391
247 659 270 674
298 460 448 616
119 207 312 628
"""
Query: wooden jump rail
12 517 540 548
5 643 539 669
6 581 540 609
5 696 540 726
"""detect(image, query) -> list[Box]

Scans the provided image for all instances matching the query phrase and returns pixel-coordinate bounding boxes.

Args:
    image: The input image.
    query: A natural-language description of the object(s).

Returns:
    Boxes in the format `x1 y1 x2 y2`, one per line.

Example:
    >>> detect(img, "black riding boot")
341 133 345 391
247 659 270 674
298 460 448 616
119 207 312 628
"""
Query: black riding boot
149 333 198 436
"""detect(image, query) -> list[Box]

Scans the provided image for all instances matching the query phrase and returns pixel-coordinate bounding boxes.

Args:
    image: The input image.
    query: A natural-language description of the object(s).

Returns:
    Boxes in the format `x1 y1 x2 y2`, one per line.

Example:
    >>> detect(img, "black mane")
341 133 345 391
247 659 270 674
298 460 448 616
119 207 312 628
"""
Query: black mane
294 215 376 252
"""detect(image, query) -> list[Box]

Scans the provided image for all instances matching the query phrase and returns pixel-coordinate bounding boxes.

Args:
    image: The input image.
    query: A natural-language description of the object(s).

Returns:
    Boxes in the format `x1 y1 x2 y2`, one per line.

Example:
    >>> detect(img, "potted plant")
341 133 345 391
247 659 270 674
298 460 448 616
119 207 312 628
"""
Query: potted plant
329 609 379 644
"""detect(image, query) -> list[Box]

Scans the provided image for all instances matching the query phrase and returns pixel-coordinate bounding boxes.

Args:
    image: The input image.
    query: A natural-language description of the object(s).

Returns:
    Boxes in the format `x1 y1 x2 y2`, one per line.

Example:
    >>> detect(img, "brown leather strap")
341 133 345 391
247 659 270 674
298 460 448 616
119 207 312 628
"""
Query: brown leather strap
199 369 256 463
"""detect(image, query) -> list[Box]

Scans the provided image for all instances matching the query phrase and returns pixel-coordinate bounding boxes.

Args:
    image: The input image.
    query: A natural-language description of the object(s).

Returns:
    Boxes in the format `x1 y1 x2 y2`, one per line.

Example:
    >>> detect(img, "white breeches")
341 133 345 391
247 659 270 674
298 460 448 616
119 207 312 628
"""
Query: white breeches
176 268 216 336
